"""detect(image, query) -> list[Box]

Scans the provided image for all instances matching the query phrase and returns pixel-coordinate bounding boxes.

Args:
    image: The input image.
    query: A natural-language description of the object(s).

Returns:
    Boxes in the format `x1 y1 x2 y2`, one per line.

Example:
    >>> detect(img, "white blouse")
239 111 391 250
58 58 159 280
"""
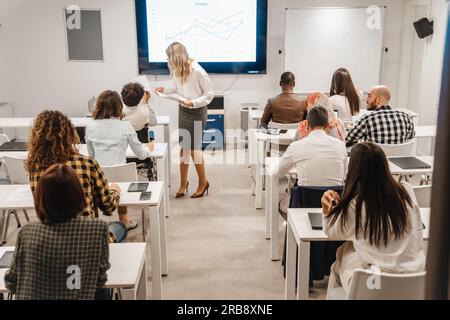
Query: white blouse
166 61 215 109
323 182 426 273
328 91 364 123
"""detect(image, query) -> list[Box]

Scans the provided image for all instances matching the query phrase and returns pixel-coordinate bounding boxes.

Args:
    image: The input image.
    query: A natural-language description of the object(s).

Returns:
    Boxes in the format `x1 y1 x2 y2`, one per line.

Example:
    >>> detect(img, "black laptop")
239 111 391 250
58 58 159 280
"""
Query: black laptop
0 141 27 151
389 157 432 170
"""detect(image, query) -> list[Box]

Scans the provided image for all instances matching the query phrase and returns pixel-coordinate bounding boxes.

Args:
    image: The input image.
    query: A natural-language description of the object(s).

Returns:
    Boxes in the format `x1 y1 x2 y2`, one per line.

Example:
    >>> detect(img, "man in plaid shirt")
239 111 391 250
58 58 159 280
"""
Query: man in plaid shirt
346 85 415 146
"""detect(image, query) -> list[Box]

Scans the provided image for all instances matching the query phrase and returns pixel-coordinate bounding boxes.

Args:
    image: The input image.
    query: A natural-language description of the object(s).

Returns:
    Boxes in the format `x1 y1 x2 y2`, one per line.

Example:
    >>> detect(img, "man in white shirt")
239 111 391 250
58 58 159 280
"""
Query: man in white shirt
271 106 347 186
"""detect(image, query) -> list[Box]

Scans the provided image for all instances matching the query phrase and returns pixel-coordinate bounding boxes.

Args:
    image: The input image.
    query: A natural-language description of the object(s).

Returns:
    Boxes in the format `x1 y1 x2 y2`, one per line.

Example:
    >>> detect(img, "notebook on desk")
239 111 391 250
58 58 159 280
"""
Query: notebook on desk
389 157 432 170
0 141 27 151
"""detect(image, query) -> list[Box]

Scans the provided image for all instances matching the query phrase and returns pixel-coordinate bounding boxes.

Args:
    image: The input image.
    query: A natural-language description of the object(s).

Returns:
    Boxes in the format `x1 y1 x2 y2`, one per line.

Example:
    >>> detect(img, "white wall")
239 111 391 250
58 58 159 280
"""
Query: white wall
0 29 9 103
2 0 408 140
416 0 449 126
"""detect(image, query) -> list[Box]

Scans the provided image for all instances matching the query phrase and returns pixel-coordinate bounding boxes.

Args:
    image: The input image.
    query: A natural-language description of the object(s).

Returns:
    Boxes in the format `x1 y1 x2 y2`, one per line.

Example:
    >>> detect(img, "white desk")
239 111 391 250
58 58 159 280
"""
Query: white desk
0 243 148 300
285 208 430 300
0 143 170 219
389 156 434 175
0 182 167 299
251 129 296 210
266 156 434 261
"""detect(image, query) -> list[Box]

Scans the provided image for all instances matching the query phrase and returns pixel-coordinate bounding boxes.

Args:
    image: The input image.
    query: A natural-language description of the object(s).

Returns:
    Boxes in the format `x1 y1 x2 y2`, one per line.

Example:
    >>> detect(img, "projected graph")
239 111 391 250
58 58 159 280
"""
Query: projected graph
165 11 244 46
147 0 257 63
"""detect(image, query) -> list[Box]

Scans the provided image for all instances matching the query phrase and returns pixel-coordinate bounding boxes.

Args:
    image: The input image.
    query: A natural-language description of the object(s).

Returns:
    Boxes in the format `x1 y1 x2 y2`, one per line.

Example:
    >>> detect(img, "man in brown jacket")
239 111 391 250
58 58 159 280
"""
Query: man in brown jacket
261 72 308 125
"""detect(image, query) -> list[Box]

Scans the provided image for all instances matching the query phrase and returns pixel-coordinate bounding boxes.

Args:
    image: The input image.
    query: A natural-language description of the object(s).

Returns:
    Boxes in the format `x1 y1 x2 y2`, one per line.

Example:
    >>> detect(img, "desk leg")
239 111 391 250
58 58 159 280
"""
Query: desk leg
255 140 265 209
160 197 168 276
149 206 162 299
164 124 172 187
157 155 170 218
265 174 271 240
248 128 254 166
297 241 310 300
136 258 148 300
285 223 297 300
270 174 280 261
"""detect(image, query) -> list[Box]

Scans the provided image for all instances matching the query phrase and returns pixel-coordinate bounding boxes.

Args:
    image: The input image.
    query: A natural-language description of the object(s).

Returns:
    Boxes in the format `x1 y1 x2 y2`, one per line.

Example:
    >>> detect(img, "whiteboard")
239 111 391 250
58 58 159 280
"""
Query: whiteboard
284 7 385 93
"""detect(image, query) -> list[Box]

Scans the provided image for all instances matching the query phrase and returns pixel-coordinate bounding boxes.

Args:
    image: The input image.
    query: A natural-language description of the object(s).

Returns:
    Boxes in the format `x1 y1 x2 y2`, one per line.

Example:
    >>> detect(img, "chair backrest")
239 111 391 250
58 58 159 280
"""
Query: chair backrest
377 139 417 157
0 134 11 146
268 122 299 130
346 269 426 300
413 185 432 208
290 186 344 209
3 156 28 184
101 162 138 183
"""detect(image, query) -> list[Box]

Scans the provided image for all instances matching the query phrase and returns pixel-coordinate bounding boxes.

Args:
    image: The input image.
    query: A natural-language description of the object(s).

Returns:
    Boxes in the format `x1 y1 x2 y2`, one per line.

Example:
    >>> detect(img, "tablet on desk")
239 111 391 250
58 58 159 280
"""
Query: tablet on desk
128 183 149 193
308 212 324 230
389 157 432 170
0 141 27 151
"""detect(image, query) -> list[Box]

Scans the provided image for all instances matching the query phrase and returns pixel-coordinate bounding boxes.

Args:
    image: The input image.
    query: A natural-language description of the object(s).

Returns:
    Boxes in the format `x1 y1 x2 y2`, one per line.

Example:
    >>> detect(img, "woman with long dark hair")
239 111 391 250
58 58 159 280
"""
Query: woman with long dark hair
328 68 363 123
321 142 425 297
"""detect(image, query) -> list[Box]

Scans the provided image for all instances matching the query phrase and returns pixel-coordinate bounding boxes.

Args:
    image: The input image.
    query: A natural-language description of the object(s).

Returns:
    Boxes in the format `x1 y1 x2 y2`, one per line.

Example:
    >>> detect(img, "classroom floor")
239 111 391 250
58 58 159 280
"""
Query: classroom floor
1 150 328 300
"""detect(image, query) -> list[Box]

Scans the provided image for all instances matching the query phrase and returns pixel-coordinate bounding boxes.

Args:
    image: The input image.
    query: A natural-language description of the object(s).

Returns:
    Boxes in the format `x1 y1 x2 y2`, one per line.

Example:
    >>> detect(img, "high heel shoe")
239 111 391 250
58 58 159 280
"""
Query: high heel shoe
176 181 189 199
191 181 210 199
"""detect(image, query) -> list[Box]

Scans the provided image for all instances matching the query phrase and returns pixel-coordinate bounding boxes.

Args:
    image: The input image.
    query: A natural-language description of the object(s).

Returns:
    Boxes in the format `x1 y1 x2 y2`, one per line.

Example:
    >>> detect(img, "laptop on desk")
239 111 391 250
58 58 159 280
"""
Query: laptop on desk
0 141 28 152
389 157 432 170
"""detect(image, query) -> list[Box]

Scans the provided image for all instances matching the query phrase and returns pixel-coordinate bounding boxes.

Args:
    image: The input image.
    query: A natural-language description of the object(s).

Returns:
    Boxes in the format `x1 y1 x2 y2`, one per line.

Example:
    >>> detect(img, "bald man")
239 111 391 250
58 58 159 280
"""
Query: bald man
346 85 415 146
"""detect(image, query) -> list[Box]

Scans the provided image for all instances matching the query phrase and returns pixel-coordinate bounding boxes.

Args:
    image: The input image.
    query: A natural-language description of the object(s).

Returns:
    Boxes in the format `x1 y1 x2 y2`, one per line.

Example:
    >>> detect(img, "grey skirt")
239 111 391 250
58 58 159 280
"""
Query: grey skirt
179 105 207 150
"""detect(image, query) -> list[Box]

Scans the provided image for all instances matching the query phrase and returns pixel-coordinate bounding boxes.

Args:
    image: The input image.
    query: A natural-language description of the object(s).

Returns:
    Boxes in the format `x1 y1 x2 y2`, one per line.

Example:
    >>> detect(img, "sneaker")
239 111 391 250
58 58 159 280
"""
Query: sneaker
125 220 139 231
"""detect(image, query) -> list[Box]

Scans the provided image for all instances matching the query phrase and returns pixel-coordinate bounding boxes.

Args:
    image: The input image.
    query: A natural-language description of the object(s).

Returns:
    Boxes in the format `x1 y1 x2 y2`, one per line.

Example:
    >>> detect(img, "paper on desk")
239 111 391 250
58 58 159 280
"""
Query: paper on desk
154 91 188 103
7 188 33 202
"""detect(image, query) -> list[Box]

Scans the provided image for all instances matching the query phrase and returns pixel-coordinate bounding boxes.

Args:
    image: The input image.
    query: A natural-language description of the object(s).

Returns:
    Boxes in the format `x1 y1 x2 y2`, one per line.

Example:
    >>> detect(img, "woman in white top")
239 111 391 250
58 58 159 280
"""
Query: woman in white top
328 68 364 123
156 42 215 199
86 91 154 230
321 142 425 298
122 82 157 143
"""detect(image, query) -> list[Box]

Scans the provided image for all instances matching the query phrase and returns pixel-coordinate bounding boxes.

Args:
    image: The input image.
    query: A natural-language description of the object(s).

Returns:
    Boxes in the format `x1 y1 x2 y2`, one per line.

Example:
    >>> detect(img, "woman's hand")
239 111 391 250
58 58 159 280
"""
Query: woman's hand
321 191 341 216
155 87 165 93
110 183 122 194
182 100 194 108
146 142 155 151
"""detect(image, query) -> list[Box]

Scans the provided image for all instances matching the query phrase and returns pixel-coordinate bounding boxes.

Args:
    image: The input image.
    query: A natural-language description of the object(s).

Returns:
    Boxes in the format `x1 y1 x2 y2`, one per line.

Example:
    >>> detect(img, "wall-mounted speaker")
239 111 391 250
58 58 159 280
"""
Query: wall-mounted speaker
413 17 434 39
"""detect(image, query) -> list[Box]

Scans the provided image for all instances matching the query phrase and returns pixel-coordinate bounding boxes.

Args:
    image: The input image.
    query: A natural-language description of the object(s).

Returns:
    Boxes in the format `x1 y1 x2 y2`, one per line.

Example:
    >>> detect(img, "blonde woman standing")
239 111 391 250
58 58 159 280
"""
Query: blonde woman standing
156 42 214 199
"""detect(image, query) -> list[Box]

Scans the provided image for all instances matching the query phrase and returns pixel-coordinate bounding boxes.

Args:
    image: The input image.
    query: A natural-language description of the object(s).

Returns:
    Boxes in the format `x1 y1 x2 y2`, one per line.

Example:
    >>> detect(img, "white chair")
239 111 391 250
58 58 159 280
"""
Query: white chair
102 163 138 183
101 163 146 239
268 121 299 130
0 134 10 146
1 156 30 244
327 269 426 300
377 139 417 157
413 185 432 208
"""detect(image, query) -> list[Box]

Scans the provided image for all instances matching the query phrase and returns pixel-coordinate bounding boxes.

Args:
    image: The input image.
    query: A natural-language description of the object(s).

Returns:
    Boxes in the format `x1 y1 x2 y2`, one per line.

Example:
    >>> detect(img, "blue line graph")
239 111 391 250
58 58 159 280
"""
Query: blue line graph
165 11 244 46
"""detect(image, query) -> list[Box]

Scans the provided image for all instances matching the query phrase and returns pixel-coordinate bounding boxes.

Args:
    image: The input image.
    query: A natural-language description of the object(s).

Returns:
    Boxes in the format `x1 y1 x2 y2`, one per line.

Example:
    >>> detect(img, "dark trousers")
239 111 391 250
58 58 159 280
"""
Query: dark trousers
130 127 154 180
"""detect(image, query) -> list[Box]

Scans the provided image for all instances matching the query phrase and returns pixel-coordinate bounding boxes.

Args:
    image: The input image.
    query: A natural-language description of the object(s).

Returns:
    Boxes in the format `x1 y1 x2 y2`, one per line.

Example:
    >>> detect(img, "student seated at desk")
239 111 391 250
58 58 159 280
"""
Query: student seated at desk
261 72 307 125
121 82 157 143
122 83 157 180
321 143 425 299
328 68 364 123
346 85 415 146
26 110 127 242
272 106 347 186
86 91 155 230
296 93 346 142
5 164 111 300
